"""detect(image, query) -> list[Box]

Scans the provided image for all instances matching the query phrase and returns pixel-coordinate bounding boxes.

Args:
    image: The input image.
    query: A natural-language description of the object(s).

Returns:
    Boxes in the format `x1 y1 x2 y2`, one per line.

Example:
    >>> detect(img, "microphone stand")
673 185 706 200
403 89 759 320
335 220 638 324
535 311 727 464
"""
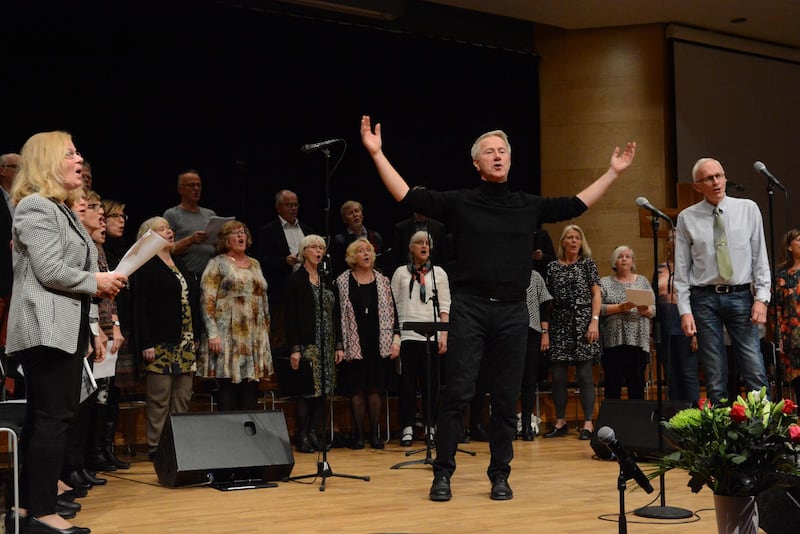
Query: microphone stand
287 146 369 491
633 213 692 519
616 471 629 534
765 179 782 399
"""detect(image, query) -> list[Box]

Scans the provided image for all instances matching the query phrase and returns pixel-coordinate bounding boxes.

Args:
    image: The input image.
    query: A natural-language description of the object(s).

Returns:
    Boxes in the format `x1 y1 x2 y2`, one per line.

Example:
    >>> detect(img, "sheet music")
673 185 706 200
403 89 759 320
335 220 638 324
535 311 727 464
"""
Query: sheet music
113 229 169 277
625 288 655 307
205 216 235 244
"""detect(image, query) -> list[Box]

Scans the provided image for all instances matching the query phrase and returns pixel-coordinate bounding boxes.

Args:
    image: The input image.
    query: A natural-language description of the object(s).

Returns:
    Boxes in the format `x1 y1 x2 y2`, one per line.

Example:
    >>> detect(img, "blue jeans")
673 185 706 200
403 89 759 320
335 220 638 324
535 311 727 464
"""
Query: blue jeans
690 289 768 404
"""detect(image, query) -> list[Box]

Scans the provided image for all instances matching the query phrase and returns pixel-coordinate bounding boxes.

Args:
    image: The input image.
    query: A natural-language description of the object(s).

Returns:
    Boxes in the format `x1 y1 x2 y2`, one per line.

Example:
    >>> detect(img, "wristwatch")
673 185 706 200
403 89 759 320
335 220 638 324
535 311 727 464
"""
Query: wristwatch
541 328 549 334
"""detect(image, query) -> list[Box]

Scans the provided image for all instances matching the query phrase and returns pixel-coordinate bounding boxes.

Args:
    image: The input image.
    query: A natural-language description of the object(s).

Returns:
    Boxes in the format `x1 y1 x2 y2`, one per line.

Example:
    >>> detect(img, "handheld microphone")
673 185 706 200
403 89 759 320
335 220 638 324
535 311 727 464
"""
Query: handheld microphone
596 426 654 493
635 197 672 225
300 138 344 153
753 161 786 191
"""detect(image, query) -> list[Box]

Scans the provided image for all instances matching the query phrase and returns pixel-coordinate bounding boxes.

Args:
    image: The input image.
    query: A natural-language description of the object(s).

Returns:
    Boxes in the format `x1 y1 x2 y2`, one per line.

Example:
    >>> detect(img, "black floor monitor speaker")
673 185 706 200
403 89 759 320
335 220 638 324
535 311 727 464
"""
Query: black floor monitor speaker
758 477 800 534
590 399 692 461
154 410 295 488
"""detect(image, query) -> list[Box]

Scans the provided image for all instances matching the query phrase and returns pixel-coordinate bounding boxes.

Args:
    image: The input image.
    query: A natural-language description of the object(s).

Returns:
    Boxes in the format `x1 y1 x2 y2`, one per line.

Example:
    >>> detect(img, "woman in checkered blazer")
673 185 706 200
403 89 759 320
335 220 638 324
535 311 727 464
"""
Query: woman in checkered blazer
6 131 127 534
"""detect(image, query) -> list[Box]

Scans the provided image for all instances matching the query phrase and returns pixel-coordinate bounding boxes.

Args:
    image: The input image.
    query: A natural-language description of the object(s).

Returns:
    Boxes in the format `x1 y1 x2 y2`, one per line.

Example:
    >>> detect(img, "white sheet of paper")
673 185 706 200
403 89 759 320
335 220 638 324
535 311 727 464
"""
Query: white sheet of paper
205 216 235 244
80 357 98 403
626 288 655 306
92 341 119 379
113 229 169 277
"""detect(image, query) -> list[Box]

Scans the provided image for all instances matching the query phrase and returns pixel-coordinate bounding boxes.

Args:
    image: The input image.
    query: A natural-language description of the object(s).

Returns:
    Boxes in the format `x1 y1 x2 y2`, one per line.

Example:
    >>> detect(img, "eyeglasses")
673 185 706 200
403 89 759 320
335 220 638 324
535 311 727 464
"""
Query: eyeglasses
106 213 128 221
694 172 726 185
228 230 247 236
0 164 18 169
280 202 299 208
86 203 101 211
65 150 82 160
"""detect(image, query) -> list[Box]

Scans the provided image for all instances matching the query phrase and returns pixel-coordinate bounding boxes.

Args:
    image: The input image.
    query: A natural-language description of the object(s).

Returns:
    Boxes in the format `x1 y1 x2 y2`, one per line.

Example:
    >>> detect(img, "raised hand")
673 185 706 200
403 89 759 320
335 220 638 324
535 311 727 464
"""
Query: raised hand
610 141 636 175
360 115 382 156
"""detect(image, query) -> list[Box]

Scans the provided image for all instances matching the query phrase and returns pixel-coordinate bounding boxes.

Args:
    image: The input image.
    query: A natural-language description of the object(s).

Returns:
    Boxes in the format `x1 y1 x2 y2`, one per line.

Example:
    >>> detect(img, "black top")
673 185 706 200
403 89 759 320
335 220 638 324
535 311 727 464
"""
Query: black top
284 267 342 351
402 182 586 301
0 199 12 295
255 218 315 306
130 255 202 354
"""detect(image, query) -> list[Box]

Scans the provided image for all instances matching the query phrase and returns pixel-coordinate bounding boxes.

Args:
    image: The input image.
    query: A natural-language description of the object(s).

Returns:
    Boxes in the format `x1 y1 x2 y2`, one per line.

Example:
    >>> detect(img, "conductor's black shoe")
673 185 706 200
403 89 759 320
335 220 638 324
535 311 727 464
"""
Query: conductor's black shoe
490 475 513 500
470 424 489 442
578 428 593 440
542 425 568 438
429 476 452 502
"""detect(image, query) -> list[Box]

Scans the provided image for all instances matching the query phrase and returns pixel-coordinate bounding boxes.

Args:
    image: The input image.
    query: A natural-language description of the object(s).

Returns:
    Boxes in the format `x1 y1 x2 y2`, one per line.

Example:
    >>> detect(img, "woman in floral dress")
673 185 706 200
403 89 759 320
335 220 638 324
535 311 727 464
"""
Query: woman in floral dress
774 228 800 401
200 220 272 411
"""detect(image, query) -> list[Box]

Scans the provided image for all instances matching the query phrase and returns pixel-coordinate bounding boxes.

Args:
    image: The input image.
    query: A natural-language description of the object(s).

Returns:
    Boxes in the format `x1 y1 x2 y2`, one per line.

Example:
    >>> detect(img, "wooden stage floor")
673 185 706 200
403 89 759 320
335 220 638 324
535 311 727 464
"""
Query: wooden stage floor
11 430 736 534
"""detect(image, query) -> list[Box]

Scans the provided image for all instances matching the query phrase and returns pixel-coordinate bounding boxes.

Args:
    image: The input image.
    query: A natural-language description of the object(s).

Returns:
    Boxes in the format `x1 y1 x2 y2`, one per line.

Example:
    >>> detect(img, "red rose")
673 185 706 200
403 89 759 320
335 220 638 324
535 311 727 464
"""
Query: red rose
698 398 712 410
783 399 797 414
789 425 800 442
730 403 747 422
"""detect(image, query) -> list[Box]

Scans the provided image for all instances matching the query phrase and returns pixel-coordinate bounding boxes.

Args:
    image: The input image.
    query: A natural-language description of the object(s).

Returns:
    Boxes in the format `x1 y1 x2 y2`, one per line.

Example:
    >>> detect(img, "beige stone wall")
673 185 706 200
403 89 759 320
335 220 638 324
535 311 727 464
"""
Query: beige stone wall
535 23 672 279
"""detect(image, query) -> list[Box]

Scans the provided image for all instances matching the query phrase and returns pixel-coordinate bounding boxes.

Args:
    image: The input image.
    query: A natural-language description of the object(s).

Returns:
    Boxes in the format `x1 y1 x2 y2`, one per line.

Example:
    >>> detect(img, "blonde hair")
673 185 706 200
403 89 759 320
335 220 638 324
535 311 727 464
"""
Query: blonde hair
137 216 170 240
12 131 75 204
556 224 592 260
345 237 375 269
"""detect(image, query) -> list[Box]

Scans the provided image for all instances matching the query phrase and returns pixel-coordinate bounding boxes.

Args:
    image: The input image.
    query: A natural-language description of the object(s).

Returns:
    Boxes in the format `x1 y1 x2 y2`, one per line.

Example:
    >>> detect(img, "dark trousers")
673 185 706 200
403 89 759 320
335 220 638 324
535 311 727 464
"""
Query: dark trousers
19 346 83 516
216 378 260 411
433 294 528 482
398 340 440 428
520 328 543 416
601 345 648 400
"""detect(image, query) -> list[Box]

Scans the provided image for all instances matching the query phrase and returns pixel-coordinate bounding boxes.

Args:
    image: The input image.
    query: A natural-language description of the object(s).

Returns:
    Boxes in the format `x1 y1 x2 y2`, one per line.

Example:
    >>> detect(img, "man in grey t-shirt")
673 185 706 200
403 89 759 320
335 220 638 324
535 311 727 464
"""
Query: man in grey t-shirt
163 169 216 278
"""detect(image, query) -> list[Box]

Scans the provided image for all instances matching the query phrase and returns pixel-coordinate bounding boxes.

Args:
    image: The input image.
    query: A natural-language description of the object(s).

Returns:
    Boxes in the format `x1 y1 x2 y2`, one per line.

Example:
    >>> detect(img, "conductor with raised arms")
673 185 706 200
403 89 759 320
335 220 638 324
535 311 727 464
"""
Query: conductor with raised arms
360 115 636 501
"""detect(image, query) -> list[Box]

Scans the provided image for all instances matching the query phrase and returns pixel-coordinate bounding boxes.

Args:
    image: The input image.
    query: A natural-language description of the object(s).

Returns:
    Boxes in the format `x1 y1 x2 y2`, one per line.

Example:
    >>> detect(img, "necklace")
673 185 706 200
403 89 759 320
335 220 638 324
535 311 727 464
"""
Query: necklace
227 254 248 265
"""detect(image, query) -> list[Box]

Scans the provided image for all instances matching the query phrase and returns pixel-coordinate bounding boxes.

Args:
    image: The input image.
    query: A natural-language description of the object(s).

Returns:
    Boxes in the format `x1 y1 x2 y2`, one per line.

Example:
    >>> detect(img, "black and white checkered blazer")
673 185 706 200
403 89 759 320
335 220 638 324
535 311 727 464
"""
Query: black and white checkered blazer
6 193 99 356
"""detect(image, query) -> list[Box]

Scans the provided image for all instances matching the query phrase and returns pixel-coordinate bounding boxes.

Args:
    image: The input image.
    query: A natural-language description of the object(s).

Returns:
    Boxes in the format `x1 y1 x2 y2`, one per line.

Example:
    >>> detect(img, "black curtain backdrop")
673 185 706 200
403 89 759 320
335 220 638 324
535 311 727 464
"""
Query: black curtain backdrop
3 1 539 250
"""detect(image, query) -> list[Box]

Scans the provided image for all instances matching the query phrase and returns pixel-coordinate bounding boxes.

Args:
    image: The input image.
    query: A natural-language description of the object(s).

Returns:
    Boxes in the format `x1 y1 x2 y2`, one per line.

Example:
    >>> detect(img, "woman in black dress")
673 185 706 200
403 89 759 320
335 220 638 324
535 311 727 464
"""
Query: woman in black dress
334 237 400 449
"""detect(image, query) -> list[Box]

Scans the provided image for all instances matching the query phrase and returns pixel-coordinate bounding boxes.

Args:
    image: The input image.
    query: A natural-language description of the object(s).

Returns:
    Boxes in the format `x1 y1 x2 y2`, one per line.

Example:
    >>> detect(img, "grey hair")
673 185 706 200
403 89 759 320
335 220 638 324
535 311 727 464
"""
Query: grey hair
470 130 511 160
407 230 433 263
297 234 326 264
691 157 722 182
610 245 635 271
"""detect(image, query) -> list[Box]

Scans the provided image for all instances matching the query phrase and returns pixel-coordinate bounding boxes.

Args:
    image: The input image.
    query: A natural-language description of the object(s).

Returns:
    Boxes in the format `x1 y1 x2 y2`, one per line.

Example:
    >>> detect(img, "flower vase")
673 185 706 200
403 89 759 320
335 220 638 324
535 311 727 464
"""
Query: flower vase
713 493 759 534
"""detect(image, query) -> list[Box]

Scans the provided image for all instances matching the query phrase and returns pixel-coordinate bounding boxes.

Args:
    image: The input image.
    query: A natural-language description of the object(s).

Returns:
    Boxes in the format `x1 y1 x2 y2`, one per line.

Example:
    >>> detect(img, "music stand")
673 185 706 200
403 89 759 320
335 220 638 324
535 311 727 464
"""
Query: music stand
391 322 475 469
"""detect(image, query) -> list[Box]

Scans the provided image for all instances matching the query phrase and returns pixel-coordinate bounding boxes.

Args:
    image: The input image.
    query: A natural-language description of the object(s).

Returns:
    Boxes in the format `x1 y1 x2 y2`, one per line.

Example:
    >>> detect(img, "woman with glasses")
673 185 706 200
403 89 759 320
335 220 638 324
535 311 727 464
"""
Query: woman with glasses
199 220 273 411
130 216 201 460
6 131 126 534
285 234 345 452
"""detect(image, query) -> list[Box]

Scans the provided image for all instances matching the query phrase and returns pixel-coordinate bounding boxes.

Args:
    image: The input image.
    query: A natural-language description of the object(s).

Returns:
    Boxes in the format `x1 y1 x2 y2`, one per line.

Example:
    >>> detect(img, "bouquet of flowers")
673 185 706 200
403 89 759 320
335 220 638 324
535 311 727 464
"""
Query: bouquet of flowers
655 388 800 497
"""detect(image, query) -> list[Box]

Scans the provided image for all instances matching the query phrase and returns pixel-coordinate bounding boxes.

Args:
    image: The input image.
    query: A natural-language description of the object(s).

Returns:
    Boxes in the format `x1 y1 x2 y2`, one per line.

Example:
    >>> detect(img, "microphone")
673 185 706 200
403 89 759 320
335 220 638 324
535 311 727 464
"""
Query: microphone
753 161 786 191
597 426 654 493
635 197 672 224
300 138 344 153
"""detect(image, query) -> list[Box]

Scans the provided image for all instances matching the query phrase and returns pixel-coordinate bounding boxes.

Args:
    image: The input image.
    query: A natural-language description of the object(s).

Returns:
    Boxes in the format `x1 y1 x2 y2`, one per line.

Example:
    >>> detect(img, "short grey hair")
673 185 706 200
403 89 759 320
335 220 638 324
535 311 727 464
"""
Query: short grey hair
691 157 722 182
470 130 511 160
297 234 326 264
610 245 635 271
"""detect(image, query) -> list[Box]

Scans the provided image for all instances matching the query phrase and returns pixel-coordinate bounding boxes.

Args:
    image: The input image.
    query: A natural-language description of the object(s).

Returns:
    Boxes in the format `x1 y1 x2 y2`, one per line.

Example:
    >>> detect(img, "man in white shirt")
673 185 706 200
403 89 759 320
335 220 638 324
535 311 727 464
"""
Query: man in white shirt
674 157 770 404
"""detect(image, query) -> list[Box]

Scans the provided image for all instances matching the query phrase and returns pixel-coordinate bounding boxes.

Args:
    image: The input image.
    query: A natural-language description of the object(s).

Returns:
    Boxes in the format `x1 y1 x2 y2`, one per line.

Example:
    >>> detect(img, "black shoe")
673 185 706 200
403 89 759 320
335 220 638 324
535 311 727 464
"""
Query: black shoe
369 435 385 450
542 425 568 438
578 428 593 441
103 447 131 470
27 515 91 534
57 498 81 512
429 476 452 501
56 505 77 520
147 449 157 462
307 432 322 452
80 468 106 486
86 452 116 472
62 487 87 499
521 426 535 441
470 424 489 442
349 435 365 450
65 471 92 491
295 435 315 454
490 475 513 500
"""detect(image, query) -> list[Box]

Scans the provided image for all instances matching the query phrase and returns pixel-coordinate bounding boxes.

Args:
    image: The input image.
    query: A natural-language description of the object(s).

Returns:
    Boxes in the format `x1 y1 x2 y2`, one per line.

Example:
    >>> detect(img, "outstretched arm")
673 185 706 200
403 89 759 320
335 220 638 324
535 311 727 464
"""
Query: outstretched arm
576 142 636 208
360 115 410 202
